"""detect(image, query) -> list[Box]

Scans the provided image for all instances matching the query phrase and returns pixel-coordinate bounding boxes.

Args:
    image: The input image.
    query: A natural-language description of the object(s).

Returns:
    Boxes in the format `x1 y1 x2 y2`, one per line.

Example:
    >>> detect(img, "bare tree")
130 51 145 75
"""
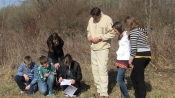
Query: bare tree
0 0 6 66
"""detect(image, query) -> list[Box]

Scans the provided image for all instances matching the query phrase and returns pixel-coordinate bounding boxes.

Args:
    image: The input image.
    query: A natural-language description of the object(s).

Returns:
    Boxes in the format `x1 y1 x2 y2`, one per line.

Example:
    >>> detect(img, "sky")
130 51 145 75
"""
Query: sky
0 0 23 8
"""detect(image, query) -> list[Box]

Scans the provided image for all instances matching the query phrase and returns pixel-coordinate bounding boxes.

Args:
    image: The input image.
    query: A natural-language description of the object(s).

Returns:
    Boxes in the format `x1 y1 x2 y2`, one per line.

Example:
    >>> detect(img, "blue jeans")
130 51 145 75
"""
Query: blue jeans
14 75 37 94
38 74 55 95
116 67 130 98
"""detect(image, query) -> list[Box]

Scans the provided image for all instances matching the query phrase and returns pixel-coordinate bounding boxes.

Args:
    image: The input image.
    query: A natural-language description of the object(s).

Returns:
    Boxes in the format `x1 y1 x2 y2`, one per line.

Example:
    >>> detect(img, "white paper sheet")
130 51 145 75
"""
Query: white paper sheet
60 79 71 85
64 85 78 97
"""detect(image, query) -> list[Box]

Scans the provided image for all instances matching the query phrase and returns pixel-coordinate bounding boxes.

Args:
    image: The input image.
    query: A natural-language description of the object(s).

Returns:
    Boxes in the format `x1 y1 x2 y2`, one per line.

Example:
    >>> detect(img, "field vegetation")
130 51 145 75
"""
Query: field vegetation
0 0 175 98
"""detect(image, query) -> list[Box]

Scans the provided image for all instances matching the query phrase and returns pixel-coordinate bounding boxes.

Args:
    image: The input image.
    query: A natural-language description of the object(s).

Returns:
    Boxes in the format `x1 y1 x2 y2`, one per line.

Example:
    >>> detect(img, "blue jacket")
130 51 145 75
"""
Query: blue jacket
16 61 38 86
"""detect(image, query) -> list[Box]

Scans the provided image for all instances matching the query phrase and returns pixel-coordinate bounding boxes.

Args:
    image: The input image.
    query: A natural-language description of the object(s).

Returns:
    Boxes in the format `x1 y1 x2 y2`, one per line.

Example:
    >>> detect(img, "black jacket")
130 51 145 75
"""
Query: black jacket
58 60 82 84
47 35 64 64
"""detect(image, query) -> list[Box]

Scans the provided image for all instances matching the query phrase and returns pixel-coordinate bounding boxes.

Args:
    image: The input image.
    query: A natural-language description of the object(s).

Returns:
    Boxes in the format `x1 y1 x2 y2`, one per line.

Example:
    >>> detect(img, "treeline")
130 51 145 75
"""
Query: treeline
0 0 175 69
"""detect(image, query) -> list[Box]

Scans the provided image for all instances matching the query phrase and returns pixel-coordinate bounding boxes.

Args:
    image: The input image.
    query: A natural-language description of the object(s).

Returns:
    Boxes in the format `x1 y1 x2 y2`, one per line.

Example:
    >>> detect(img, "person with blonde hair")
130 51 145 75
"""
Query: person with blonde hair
124 16 151 98
14 56 38 94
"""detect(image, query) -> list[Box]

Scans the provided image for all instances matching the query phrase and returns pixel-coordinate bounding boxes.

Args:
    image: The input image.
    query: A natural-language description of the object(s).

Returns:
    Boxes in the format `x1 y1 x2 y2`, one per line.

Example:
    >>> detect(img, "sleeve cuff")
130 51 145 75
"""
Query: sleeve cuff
129 56 134 61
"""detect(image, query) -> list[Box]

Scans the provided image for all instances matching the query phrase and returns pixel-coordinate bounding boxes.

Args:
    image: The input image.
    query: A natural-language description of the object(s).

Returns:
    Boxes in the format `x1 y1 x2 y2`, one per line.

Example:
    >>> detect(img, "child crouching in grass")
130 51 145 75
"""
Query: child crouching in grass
14 56 38 94
37 56 56 97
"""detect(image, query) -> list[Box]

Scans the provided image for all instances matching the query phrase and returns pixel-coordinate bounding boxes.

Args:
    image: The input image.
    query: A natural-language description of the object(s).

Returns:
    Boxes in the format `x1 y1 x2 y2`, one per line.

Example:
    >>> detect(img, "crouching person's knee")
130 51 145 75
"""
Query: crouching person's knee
39 89 47 95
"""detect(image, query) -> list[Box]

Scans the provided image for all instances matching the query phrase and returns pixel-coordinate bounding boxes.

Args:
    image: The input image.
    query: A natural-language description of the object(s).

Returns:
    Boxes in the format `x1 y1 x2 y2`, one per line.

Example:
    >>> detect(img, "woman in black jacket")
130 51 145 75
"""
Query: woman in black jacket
47 32 64 88
58 54 82 96
47 32 64 69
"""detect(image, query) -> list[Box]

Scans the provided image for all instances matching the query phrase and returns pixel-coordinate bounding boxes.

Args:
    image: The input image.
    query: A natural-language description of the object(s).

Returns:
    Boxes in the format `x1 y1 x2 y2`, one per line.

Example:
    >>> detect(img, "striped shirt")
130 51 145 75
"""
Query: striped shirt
129 28 151 60
16 61 38 86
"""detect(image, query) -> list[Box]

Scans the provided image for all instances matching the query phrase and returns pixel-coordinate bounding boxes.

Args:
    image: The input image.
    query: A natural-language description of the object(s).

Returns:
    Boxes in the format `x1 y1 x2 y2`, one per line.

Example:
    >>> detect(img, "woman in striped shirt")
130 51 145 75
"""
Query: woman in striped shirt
124 16 151 98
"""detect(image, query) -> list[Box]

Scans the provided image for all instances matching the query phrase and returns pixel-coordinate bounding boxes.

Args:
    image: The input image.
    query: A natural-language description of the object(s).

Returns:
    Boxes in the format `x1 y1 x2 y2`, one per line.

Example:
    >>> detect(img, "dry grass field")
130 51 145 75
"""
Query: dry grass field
0 0 175 98
0 62 175 98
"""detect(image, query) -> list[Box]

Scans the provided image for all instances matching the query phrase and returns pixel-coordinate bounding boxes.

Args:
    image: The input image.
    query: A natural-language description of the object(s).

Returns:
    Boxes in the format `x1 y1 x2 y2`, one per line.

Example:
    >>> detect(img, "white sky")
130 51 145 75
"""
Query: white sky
0 0 23 8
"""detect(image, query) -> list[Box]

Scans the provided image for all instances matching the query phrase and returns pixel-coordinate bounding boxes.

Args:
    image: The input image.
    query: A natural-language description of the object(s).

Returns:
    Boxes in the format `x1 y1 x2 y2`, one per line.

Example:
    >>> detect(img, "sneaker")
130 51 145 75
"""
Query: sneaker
64 94 69 97
20 90 25 94
47 91 52 97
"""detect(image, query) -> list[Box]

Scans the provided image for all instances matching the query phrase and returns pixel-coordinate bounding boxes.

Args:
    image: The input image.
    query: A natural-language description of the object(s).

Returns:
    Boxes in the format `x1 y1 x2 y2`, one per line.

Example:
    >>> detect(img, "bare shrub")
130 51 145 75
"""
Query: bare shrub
0 0 175 71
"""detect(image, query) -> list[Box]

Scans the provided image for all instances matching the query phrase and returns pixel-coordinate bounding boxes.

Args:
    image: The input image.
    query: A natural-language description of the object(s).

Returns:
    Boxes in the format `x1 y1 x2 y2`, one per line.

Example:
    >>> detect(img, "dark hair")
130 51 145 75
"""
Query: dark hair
47 32 60 52
50 32 59 41
39 56 48 65
112 22 125 40
90 7 101 16
63 54 73 65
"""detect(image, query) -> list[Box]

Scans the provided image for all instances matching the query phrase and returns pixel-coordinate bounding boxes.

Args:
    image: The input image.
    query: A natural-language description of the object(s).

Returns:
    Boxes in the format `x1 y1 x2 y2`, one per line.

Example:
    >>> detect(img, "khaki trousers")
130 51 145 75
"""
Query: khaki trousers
91 48 109 97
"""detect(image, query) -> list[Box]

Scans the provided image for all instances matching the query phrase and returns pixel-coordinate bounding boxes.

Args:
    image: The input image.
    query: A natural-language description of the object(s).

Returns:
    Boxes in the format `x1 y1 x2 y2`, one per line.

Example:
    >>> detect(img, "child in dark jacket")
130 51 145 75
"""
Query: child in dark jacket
58 54 82 97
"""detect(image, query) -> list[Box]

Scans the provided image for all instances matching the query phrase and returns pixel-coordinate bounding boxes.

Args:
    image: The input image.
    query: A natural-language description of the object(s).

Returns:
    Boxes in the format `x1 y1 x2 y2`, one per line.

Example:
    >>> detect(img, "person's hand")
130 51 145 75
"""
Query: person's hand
71 79 76 84
25 85 31 90
92 37 101 43
59 77 63 83
129 60 134 68
54 63 60 70
44 73 49 77
23 74 29 82
88 36 93 42
53 72 57 75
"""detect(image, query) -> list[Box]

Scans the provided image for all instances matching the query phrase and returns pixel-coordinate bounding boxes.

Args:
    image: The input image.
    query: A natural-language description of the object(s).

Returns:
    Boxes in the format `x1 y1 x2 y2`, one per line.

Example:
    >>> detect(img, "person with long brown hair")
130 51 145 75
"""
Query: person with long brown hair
124 16 151 98
112 22 130 98
47 32 64 88
47 32 64 66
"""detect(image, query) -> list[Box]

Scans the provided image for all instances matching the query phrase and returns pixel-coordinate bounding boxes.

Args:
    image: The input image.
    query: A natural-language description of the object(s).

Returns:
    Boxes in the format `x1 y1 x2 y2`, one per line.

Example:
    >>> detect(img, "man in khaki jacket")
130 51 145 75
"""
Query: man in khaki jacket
87 7 115 98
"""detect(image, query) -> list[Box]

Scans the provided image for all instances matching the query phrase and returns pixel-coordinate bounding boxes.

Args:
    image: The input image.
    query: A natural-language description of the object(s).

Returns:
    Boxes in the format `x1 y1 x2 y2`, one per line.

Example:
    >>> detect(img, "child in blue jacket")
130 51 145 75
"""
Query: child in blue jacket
14 56 38 94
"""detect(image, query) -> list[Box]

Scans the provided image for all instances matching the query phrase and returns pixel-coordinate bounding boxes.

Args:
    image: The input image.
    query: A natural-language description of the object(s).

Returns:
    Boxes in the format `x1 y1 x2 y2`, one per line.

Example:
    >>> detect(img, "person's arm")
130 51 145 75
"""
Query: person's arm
58 36 64 48
47 36 53 52
50 63 56 74
121 32 130 54
129 30 139 61
87 21 91 37
29 64 38 86
87 19 93 42
16 62 24 76
47 36 58 63
100 17 115 41
38 65 45 81
58 64 63 78
73 62 82 82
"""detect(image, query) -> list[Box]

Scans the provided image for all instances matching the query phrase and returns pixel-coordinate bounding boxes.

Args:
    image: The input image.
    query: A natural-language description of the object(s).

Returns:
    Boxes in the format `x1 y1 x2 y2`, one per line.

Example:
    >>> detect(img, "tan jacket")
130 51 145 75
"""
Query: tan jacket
87 13 115 50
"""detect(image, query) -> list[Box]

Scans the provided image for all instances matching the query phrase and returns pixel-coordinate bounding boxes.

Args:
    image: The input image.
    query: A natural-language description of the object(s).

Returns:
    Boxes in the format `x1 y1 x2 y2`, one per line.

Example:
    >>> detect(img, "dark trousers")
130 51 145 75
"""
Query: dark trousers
131 58 151 98
14 75 37 94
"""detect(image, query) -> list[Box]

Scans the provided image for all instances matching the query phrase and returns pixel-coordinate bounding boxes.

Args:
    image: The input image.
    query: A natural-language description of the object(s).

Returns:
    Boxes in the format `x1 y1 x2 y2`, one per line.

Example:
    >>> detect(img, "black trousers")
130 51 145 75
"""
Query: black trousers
131 58 151 98
14 75 37 94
